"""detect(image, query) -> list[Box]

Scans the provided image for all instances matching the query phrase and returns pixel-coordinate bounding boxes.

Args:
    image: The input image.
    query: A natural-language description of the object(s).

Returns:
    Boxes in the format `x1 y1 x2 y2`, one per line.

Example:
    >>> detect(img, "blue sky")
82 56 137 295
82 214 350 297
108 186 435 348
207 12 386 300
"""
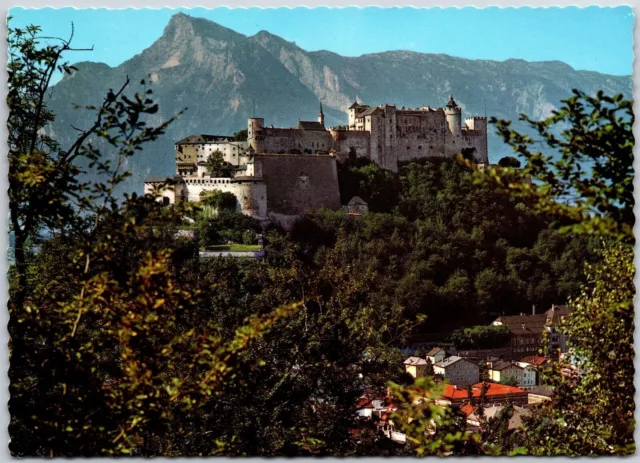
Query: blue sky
9 6 634 79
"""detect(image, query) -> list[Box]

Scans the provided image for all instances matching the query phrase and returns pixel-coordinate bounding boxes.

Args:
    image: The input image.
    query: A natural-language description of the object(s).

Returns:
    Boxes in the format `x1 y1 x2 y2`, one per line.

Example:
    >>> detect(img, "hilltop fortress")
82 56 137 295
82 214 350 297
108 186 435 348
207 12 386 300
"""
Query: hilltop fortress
145 96 488 219
249 96 488 171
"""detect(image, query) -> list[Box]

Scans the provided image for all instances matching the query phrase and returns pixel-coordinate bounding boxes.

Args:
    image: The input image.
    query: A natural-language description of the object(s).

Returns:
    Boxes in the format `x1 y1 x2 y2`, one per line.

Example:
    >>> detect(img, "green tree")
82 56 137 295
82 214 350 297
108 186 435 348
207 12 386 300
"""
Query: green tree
484 90 634 455
233 128 248 141
7 20 181 310
425 357 435 376
497 156 521 168
8 22 295 457
388 378 479 455
205 150 232 177
521 245 634 455
499 376 519 387
486 90 634 243
450 325 511 350
199 189 238 214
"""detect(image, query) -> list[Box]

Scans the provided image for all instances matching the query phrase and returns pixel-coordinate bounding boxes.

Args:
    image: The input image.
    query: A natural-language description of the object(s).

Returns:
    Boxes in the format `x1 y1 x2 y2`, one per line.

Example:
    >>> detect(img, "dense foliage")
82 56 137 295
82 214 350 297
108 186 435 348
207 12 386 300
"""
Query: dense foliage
331 156 594 331
486 89 634 243
449 325 511 350
481 90 635 455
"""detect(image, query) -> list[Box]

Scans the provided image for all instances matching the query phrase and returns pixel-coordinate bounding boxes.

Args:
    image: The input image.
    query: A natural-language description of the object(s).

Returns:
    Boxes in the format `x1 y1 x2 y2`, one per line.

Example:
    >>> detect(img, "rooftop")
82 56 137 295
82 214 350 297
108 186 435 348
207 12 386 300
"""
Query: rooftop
441 382 527 400
404 356 428 366
356 106 384 118
434 355 468 368
426 347 446 357
296 120 326 131
348 196 368 206
176 134 235 144
490 361 523 372
145 175 183 184
527 386 555 397
546 304 571 325
521 355 550 366
492 313 548 333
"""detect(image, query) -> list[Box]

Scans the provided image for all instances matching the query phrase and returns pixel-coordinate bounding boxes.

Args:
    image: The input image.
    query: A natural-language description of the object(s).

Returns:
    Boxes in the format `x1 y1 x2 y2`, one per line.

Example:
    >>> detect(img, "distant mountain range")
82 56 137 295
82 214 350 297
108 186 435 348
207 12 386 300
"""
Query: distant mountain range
48 12 633 195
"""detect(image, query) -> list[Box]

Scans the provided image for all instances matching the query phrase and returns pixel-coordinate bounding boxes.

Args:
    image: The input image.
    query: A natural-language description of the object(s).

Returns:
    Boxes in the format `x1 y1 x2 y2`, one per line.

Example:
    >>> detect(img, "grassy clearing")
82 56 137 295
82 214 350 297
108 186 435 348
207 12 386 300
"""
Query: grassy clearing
204 244 261 252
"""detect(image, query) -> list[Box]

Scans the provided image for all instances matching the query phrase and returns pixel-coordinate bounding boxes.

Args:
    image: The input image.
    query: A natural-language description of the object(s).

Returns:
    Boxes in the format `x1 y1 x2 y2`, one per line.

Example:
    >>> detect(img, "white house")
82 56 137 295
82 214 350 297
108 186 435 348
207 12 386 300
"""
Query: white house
515 362 537 387
403 356 428 378
426 347 448 365
433 356 479 386
488 361 524 386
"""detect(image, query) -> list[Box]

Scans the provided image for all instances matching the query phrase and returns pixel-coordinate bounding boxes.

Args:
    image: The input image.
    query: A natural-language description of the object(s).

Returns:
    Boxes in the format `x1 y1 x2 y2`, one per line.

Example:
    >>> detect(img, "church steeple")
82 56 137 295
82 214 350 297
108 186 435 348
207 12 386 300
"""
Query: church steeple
318 102 325 126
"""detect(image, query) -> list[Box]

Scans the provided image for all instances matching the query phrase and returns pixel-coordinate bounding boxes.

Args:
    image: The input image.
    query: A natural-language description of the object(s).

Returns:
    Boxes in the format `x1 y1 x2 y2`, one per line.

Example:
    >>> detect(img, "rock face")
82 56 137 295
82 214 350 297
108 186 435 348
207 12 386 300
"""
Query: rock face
48 12 632 195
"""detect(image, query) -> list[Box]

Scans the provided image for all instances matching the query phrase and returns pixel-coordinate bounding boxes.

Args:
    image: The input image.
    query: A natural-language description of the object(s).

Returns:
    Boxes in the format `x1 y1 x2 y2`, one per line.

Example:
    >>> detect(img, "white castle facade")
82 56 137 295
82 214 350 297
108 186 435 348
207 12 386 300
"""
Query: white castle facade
248 96 488 171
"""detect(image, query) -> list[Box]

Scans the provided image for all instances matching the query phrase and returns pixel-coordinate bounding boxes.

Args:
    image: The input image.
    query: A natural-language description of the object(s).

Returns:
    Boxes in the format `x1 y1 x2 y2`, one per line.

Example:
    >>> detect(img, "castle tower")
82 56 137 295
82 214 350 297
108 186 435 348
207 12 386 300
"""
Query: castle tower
444 95 462 136
248 117 265 153
318 102 325 127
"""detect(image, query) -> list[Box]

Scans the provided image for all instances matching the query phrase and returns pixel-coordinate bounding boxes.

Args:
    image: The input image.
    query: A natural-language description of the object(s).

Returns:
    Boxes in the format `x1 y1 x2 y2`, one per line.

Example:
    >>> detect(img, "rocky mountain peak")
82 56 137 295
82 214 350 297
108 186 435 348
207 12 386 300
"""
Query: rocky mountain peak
163 12 246 43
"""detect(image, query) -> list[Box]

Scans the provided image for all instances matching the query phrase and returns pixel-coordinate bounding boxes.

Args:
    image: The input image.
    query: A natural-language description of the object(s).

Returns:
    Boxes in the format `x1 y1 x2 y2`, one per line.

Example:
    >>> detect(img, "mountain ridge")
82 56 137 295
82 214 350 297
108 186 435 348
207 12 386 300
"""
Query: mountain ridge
49 13 633 195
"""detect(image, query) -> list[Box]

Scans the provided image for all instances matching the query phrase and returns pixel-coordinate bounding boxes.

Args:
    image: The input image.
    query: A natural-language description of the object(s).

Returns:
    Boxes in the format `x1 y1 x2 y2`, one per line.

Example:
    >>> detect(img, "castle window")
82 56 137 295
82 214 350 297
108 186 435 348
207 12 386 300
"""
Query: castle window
407 146 410 150
418 145 422 149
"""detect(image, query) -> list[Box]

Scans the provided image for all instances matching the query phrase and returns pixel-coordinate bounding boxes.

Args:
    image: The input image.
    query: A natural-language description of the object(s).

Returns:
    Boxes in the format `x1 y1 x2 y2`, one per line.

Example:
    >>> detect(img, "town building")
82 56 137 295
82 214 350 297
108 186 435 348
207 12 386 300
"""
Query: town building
487 361 524 386
527 386 554 404
344 196 369 215
426 347 448 365
436 382 529 407
354 396 406 444
464 404 530 431
545 305 571 354
174 134 250 177
491 304 572 359
433 356 479 387
403 356 428 378
515 362 537 388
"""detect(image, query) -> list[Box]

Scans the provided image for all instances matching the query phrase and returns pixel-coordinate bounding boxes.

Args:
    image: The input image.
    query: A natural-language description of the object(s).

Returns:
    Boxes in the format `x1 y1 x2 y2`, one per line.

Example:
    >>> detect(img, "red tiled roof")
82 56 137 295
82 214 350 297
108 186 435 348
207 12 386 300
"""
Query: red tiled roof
521 355 549 366
460 403 476 417
356 398 375 409
441 382 526 400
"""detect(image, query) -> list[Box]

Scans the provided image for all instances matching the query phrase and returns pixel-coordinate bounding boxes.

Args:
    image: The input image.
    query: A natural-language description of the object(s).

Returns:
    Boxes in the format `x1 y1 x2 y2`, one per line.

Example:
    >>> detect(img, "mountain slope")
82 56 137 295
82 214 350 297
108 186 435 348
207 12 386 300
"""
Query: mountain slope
47 13 633 195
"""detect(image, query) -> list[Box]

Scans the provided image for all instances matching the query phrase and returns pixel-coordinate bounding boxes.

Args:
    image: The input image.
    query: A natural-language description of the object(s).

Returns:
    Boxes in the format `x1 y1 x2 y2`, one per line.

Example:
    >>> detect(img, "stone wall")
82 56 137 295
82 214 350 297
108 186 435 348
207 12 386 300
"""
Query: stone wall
181 177 267 219
331 129 370 157
144 181 186 204
395 110 448 164
256 154 341 215
260 128 334 154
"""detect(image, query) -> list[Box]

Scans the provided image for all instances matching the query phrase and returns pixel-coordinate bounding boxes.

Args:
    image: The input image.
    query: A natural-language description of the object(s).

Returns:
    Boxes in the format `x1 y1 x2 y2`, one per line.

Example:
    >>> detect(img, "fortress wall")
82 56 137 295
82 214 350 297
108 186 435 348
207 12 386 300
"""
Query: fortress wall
331 130 370 157
181 178 267 219
262 128 334 154
256 154 341 215
144 182 186 204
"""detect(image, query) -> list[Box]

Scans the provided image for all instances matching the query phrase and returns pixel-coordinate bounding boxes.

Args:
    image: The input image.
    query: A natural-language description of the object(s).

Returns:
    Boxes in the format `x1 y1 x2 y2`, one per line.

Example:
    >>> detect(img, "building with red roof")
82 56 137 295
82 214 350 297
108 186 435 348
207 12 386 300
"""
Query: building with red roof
436 382 528 407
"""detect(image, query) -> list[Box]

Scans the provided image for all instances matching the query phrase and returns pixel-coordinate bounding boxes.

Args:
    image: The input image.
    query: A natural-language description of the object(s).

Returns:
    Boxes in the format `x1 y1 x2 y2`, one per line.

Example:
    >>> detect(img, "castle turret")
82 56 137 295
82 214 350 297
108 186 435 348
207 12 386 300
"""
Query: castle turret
248 117 264 153
318 102 325 127
444 95 462 137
